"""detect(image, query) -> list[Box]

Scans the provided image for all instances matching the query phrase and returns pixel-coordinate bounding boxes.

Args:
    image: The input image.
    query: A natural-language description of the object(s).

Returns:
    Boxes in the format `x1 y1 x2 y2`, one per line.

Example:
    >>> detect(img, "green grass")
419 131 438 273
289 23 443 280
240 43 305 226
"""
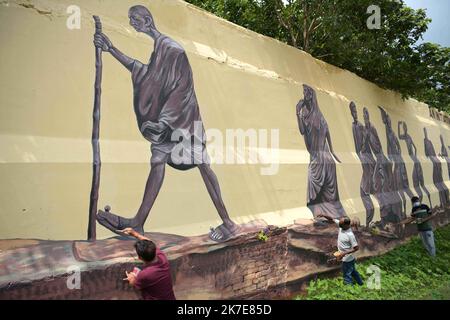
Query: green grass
295 225 450 300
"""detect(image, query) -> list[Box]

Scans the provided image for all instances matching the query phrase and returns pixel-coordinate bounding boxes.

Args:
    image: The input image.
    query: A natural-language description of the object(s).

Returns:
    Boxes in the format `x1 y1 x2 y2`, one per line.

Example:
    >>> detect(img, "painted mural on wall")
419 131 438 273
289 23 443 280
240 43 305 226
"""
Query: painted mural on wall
398 121 432 206
379 106 414 218
424 128 449 208
93 5 239 242
2 0 450 301
296 85 346 219
87 5 450 244
439 135 450 180
349 102 375 225
366 107 405 227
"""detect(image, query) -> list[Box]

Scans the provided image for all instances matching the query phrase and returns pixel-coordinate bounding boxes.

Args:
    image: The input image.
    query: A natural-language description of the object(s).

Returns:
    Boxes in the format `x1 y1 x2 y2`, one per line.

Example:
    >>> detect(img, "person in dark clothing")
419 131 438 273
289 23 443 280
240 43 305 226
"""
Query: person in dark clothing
398 121 431 207
411 196 436 257
121 228 176 300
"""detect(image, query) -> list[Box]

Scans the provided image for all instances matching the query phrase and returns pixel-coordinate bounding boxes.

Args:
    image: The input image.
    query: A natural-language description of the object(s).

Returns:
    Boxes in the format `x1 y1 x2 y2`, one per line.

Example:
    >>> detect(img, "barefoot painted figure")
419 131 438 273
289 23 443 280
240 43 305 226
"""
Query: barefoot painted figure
93 5 238 242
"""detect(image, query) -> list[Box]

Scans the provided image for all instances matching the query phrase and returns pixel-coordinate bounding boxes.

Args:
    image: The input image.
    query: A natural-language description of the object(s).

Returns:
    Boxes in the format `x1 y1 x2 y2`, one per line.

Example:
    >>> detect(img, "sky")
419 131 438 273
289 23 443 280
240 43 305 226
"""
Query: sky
281 0 450 47
404 0 450 47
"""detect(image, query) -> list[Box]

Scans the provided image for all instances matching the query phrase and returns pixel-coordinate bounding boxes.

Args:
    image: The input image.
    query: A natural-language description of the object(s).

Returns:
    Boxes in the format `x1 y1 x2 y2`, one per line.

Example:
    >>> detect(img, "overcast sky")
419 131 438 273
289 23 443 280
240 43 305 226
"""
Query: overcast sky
403 0 450 46
281 0 449 47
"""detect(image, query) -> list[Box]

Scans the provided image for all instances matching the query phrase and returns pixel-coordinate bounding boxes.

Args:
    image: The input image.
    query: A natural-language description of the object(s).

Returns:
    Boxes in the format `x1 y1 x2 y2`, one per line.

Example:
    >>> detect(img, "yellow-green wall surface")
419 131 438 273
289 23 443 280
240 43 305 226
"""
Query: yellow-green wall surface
1 0 449 240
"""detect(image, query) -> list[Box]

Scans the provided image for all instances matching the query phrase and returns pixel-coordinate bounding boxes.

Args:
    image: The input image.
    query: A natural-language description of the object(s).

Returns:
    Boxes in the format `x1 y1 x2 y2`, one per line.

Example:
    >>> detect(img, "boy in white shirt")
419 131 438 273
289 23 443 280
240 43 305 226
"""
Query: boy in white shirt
318 215 364 285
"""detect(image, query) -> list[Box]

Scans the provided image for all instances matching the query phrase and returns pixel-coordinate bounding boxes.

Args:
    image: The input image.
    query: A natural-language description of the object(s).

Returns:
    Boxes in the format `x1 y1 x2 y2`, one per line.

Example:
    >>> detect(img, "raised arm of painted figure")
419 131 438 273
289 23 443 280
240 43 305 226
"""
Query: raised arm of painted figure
94 32 137 72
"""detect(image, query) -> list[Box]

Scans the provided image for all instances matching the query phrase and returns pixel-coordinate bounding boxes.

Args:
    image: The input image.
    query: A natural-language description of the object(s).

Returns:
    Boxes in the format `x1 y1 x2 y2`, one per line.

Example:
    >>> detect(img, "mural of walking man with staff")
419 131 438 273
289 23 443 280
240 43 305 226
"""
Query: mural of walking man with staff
91 5 239 242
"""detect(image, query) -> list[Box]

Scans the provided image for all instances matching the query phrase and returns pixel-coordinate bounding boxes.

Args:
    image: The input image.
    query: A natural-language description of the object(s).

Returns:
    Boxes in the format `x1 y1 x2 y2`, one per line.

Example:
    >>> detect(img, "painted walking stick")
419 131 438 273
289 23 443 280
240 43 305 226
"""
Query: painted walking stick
88 15 103 241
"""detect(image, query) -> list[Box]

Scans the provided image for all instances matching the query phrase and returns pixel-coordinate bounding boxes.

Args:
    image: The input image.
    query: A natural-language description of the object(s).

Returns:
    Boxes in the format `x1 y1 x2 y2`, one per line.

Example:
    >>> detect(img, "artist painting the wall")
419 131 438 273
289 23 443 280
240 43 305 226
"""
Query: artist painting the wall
318 214 363 286
93 5 238 242
121 228 176 300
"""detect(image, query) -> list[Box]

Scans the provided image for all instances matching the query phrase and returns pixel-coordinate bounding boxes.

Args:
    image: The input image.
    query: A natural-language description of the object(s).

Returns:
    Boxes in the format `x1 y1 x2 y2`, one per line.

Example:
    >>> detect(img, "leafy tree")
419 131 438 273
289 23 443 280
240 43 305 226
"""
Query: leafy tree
415 43 450 113
186 0 450 113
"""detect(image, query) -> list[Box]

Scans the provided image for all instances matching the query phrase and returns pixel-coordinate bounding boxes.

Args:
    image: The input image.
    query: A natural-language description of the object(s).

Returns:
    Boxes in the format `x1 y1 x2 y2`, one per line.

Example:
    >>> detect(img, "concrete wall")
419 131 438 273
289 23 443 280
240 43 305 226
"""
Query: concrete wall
1 0 449 241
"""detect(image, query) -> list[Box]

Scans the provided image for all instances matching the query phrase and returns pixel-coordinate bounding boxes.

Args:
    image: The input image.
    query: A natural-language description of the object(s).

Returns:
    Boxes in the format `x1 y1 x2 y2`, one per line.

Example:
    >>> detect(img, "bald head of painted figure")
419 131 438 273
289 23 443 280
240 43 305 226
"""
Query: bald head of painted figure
128 5 158 36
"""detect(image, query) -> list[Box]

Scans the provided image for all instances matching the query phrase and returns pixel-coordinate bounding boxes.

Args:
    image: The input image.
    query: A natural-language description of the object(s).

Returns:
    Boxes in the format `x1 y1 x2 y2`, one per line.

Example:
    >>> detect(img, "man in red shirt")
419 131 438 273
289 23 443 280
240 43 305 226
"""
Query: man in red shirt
120 228 176 300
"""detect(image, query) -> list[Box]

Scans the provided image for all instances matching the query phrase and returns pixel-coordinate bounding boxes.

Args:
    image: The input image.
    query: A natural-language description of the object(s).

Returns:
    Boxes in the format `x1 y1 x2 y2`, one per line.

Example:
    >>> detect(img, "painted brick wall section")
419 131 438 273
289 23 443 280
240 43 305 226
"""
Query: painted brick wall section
1 210 450 299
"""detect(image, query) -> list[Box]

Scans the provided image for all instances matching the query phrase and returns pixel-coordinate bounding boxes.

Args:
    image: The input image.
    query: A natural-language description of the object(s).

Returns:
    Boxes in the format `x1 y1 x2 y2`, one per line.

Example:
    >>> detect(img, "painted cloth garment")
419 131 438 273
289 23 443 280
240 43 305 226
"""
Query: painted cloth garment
353 121 375 224
366 125 403 224
334 219 358 262
297 89 345 219
411 203 432 232
424 137 449 207
407 134 426 189
134 247 176 300
387 130 410 195
402 133 421 183
131 34 209 170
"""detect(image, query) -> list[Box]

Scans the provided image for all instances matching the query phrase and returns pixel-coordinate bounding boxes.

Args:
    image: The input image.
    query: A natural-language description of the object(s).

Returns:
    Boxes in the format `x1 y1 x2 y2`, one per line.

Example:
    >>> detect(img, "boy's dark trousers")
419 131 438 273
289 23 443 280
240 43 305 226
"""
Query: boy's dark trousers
342 259 363 285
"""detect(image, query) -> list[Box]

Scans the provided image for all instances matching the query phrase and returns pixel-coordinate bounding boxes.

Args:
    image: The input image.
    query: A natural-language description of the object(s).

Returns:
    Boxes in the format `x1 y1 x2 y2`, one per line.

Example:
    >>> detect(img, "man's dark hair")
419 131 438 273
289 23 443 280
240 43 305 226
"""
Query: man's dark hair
411 196 420 203
340 216 351 229
134 240 157 262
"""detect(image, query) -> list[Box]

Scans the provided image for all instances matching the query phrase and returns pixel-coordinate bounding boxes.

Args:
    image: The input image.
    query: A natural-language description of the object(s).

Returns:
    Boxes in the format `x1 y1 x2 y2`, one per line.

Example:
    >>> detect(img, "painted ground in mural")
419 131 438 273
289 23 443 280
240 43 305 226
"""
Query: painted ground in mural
0 0 449 300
